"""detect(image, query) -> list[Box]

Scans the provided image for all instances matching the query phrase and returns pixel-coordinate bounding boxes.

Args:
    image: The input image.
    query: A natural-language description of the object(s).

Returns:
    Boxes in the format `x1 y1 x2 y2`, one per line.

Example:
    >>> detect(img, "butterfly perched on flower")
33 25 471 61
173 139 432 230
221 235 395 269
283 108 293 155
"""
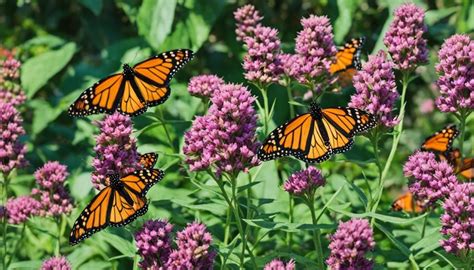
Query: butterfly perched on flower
330 37 365 88
420 125 473 179
69 152 162 245
68 49 193 117
391 190 424 213
258 101 376 163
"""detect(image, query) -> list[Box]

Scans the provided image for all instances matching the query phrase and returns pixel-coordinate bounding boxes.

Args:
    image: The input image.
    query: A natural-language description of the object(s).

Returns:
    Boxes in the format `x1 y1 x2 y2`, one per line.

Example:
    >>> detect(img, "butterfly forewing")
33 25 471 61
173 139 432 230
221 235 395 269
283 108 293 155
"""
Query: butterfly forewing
421 125 458 153
138 152 158 169
120 169 164 196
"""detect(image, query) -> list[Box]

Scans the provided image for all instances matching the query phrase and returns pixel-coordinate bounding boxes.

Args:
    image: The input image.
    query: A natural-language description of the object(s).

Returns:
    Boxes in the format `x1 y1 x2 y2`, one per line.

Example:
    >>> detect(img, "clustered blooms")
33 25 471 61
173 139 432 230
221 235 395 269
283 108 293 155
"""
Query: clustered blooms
326 218 375 270
183 83 259 176
435 34 474 112
349 50 399 127
92 112 140 190
284 166 325 197
41 256 72 270
234 4 262 41
167 222 216 269
383 3 428 71
403 151 458 208
264 259 295 270
0 53 26 106
242 25 283 84
31 161 73 217
5 195 40 224
135 219 174 269
0 102 27 174
440 183 474 255
187 75 224 99
135 221 216 270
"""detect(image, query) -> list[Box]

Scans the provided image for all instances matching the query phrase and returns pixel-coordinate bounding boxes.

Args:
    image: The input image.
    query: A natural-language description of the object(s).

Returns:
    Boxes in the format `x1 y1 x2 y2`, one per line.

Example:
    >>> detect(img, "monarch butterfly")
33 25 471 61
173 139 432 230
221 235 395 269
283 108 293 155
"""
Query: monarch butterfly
68 49 194 117
138 152 158 169
391 191 424 213
330 37 365 88
258 102 376 163
69 168 164 245
420 125 473 179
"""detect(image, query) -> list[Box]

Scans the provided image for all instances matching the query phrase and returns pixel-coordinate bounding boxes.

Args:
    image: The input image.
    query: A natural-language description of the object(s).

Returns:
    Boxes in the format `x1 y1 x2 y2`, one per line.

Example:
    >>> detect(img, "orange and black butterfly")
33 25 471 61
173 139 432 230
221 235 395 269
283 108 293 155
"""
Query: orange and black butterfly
68 49 193 117
420 125 473 179
69 168 164 245
138 152 158 169
258 101 376 163
330 37 365 88
392 191 424 213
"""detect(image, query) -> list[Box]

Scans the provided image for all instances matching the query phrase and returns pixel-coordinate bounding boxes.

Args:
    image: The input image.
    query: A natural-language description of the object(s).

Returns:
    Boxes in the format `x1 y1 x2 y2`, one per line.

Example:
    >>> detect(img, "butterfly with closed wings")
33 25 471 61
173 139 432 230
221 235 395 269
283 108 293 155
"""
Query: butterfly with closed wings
330 37 365 88
68 49 193 117
258 101 376 163
69 152 162 245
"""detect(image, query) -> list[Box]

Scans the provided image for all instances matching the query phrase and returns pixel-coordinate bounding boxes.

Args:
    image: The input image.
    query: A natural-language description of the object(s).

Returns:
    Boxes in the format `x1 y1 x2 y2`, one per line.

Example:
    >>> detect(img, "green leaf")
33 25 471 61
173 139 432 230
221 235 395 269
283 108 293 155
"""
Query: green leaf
243 218 335 232
425 7 458 25
137 0 177 50
329 205 428 224
80 0 103 16
29 100 64 137
411 231 441 256
99 232 136 257
8 260 43 269
333 0 359 43
21 42 77 98
375 222 411 257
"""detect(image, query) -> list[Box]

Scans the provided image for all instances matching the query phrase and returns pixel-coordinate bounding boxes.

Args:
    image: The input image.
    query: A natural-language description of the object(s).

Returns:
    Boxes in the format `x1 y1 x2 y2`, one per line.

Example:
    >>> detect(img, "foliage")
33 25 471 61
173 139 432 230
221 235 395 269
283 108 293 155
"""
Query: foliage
0 0 473 269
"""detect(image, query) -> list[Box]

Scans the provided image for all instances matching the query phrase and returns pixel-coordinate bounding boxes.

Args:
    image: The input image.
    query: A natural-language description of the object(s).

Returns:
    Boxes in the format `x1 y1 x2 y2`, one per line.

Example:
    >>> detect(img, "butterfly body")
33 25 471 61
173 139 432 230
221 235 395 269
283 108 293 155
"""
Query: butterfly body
258 102 376 163
69 49 193 117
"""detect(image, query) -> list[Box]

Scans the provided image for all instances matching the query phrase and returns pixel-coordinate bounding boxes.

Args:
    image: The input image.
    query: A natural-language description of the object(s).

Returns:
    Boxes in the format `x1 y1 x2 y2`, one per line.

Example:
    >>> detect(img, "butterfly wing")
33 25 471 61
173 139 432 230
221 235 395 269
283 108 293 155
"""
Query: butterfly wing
69 186 114 245
68 74 124 117
330 37 365 87
138 152 159 169
458 158 474 179
132 49 193 108
421 125 458 153
108 185 148 227
119 169 164 197
391 191 423 213
320 107 376 153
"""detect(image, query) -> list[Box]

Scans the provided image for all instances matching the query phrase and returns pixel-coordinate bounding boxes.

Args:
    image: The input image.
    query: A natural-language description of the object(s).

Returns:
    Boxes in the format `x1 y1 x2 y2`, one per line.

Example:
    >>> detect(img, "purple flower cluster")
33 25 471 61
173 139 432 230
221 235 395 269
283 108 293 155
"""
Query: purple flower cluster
234 4 262 41
285 15 337 91
284 166 325 197
135 219 174 269
349 50 399 127
187 75 224 99
41 256 71 270
5 195 40 224
31 161 73 217
440 183 473 255
403 151 458 208
264 259 295 270
326 218 375 270
383 3 428 71
92 112 140 190
167 222 216 270
183 83 259 176
435 34 474 112
242 25 283 84
0 55 26 106
0 102 27 174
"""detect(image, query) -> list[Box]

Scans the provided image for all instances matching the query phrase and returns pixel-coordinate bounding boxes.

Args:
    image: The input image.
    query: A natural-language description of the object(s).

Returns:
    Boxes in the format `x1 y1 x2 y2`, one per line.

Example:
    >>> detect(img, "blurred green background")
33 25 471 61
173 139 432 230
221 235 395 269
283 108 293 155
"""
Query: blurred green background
1 0 473 269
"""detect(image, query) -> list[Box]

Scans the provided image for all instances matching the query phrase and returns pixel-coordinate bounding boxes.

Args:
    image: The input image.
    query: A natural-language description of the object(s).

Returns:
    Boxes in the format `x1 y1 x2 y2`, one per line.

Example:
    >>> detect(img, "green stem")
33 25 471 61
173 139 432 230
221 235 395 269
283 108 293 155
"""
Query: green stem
6 222 25 266
286 80 295 118
307 196 324 270
55 216 62 256
421 213 429 239
367 128 382 211
223 206 231 245
214 175 256 269
286 194 294 249
157 108 175 151
258 85 270 136
371 72 410 223
2 172 10 270
457 109 471 163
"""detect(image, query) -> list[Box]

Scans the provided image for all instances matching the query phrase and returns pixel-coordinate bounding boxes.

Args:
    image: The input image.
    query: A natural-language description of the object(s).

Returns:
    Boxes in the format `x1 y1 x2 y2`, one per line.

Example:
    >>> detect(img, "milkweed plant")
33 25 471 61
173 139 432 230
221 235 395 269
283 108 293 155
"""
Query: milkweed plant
0 1 473 269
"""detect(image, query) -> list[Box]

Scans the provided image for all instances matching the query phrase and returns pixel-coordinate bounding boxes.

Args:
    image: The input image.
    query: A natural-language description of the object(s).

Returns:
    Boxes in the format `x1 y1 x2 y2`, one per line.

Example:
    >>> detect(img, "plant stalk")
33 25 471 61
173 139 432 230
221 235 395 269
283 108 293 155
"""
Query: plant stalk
307 196 324 269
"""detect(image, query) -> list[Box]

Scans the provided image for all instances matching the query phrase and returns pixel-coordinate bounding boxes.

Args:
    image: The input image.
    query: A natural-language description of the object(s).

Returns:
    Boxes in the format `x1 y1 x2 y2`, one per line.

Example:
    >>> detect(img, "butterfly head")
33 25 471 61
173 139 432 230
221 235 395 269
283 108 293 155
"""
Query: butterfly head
122 64 134 78
309 101 322 118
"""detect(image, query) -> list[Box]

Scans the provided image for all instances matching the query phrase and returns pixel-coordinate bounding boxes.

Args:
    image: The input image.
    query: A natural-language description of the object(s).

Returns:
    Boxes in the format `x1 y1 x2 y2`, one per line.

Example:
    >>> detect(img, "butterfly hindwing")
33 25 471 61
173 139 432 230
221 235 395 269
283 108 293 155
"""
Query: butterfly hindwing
120 168 164 197
138 152 158 169
330 37 365 87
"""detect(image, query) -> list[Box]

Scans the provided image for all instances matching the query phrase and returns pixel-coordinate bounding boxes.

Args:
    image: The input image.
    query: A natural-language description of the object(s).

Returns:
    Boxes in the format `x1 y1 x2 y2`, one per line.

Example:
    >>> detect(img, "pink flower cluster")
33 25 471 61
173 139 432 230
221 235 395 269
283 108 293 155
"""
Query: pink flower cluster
135 219 174 269
92 112 140 190
187 75 224 99
0 53 26 106
0 102 27 174
264 259 295 270
284 166 325 197
184 83 259 176
41 256 71 270
5 195 41 224
403 151 458 208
